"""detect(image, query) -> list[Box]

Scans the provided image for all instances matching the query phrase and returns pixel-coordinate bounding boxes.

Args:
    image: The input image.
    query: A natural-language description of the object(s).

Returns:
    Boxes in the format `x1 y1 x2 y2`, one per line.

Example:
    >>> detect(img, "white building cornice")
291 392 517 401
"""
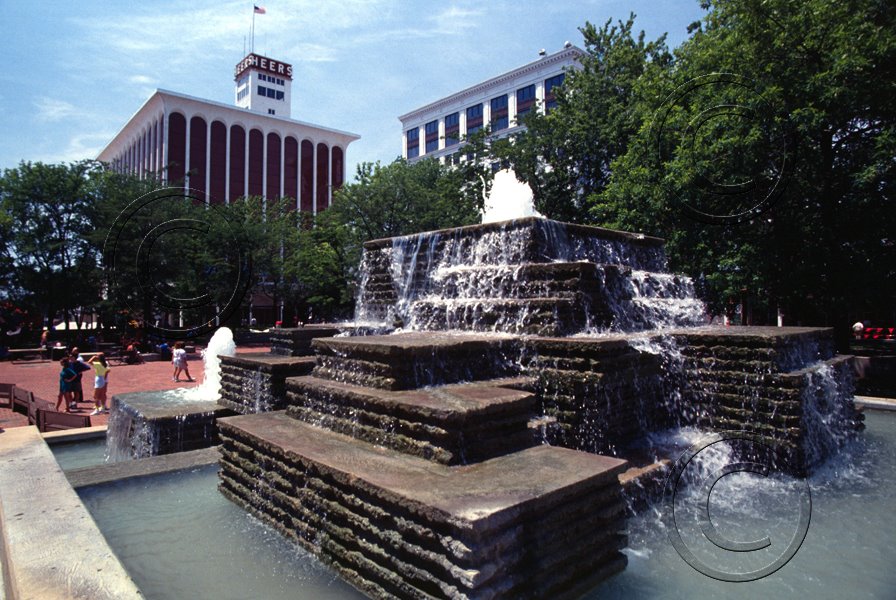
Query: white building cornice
398 46 584 123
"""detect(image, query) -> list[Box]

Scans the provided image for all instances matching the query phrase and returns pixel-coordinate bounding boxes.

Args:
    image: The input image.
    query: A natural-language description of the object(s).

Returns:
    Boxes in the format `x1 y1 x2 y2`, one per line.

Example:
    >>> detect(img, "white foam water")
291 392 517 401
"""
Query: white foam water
481 169 543 223
183 327 237 401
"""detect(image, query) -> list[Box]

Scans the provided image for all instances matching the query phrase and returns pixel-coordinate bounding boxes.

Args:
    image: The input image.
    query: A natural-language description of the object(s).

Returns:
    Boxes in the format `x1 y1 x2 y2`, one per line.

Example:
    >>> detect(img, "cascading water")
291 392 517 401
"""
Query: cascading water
105 327 237 461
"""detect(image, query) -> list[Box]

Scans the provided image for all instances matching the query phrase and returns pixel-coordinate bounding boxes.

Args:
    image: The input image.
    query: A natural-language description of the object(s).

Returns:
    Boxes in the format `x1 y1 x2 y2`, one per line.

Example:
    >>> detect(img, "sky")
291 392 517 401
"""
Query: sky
0 0 707 180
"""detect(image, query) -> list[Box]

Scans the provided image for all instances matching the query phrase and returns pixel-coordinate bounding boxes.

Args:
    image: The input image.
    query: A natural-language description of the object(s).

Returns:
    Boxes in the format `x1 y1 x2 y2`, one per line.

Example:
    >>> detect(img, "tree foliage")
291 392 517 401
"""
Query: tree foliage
487 0 895 343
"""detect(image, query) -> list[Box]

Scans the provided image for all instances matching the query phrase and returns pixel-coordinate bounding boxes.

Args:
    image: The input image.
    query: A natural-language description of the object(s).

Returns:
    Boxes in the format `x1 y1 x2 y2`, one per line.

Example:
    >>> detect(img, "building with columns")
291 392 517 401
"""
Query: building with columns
98 53 360 212
398 44 583 164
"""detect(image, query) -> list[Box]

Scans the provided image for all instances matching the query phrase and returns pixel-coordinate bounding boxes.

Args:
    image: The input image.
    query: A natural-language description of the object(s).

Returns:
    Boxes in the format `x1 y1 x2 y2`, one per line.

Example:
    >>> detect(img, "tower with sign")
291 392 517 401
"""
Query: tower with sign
234 53 293 118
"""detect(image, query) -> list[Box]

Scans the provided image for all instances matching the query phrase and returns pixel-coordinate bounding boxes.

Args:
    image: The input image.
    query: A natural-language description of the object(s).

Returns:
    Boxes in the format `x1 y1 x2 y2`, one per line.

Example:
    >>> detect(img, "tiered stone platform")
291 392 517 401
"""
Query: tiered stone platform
674 326 862 475
311 332 519 390
218 413 628 600
219 325 341 414
221 333 632 597
357 217 669 335
285 377 535 464
218 217 860 598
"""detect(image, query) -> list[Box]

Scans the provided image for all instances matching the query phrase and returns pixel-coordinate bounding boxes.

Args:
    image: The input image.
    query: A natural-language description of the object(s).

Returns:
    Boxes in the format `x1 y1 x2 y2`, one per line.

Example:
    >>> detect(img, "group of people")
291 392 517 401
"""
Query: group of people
54 341 196 417
56 346 110 416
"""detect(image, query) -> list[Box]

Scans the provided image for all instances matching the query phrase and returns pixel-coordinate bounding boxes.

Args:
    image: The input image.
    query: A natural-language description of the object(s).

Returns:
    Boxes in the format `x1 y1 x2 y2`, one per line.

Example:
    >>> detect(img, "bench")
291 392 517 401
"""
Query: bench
28 396 54 427
38 408 91 432
0 383 14 409
6 348 44 361
12 387 32 415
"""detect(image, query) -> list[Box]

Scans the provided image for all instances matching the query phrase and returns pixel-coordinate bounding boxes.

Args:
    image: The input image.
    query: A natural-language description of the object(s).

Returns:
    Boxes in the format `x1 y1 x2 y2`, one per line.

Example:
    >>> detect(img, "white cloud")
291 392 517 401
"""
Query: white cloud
34 97 78 122
129 74 158 85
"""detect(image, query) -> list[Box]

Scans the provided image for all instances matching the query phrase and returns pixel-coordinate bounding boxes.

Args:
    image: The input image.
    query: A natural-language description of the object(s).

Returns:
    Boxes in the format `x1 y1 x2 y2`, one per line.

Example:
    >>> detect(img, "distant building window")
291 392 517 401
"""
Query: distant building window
276 90 284 100
407 127 419 158
258 85 266 96
516 84 536 119
545 73 565 112
466 104 483 136
425 120 439 153
268 109 276 115
444 112 459 147
490 94 508 131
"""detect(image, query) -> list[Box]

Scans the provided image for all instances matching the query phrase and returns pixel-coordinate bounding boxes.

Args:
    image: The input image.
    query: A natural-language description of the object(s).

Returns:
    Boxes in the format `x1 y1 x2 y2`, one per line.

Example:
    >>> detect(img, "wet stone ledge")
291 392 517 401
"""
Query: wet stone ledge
284 376 537 465
218 354 316 414
218 412 629 600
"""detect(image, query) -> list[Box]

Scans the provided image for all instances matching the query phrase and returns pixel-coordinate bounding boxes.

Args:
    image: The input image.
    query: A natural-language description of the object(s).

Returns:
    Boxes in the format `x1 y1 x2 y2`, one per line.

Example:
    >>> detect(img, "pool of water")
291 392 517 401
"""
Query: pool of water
78 465 365 600
51 437 107 470
73 411 896 599
588 409 896 599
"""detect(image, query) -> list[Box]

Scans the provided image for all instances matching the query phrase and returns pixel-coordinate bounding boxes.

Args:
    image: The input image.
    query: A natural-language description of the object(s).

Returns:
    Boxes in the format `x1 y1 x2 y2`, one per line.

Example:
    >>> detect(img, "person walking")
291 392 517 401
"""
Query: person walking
87 353 111 416
55 358 78 413
171 342 194 382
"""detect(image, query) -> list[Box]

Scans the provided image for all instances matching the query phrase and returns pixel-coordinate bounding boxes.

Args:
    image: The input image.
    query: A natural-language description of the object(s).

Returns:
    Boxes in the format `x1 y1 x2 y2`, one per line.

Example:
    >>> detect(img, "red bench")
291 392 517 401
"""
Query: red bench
38 407 91 432
863 327 895 340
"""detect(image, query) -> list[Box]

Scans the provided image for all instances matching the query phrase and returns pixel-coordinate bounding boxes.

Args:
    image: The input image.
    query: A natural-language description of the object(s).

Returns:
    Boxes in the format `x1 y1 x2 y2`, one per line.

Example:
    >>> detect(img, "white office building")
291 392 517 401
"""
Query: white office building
398 44 584 163
98 53 360 212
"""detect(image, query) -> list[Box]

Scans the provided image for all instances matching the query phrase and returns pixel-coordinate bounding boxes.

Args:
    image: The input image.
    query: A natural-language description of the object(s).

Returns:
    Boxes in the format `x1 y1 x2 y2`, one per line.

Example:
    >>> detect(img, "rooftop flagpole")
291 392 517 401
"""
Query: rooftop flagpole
251 5 266 53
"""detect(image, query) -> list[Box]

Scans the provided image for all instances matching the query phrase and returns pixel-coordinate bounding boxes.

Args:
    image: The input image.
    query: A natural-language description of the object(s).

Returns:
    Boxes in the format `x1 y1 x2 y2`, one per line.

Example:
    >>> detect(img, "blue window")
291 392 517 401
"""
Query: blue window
466 104 483 136
444 112 460 147
516 84 536 119
545 74 565 112
276 90 284 100
407 128 419 158
258 85 266 96
490 94 508 131
425 120 439 153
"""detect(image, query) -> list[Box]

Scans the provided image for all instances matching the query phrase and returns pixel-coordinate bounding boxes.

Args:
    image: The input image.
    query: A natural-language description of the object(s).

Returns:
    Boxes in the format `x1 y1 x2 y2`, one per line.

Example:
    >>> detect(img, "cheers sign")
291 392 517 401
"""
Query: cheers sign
235 53 293 79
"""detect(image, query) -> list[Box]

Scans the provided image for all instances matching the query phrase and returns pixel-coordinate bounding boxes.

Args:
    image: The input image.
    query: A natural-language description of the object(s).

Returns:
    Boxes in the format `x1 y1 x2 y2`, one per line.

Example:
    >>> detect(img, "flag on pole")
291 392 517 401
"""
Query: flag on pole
254 5 266 14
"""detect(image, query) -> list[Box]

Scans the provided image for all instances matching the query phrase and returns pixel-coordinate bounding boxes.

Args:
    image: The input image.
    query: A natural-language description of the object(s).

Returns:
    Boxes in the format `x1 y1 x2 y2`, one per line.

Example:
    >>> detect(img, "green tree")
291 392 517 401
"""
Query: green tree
0 160 107 331
495 15 672 222
601 0 896 343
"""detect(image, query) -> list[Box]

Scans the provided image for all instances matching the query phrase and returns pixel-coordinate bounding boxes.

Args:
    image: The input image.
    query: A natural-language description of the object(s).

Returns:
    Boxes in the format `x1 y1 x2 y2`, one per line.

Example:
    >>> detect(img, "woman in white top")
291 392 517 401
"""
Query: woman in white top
171 341 194 382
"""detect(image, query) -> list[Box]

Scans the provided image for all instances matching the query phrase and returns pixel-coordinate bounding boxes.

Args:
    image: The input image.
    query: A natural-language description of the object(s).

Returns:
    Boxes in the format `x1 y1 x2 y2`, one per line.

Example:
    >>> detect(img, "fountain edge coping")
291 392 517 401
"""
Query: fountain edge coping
362 216 665 250
66 446 221 489
0 426 142 600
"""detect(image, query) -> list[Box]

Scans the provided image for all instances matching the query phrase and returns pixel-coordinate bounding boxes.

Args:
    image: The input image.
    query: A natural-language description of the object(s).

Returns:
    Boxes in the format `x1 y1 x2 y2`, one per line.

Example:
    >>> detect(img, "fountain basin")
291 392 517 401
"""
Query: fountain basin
107 390 235 461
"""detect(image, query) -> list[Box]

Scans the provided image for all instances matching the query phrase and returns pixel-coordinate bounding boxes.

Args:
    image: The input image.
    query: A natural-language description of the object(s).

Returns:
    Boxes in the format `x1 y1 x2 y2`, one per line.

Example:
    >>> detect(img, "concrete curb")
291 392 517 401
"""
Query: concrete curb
0 427 142 599
855 395 896 412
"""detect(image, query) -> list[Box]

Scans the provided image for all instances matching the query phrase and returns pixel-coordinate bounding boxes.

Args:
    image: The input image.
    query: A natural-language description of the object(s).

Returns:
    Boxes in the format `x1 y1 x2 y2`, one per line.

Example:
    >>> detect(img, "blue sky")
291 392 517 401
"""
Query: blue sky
0 0 706 180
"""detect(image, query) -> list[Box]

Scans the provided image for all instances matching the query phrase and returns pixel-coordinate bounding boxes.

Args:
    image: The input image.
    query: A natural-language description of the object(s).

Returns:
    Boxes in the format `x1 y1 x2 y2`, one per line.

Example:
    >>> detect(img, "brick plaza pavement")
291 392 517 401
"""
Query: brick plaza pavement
0 347 262 431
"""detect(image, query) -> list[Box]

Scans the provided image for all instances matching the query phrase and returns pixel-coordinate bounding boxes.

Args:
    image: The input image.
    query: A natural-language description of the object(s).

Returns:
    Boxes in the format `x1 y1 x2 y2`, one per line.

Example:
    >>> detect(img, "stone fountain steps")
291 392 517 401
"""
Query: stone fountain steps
218 353 317 414
677 326 835 371
525 337 667 454
218 412 628 600
409 297 611 336
674 330 861 476
285 376 536 465
268 325 342 356
311 332 520 391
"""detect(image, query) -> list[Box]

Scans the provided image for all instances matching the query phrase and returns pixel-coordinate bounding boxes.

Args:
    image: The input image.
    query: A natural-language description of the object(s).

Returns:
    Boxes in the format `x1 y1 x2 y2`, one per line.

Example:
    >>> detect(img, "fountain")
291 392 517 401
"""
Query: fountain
106 327 238 461
215 174 862 597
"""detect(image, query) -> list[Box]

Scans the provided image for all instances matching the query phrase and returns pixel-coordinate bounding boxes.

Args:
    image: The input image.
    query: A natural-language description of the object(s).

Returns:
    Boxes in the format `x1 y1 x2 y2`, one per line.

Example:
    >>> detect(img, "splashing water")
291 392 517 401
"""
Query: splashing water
481 169 543 223
182 327 236 401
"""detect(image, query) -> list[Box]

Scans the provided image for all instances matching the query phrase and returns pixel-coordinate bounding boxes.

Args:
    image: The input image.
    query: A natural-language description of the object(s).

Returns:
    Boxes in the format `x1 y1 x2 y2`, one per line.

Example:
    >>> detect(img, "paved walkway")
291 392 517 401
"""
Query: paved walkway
0 347 264 431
